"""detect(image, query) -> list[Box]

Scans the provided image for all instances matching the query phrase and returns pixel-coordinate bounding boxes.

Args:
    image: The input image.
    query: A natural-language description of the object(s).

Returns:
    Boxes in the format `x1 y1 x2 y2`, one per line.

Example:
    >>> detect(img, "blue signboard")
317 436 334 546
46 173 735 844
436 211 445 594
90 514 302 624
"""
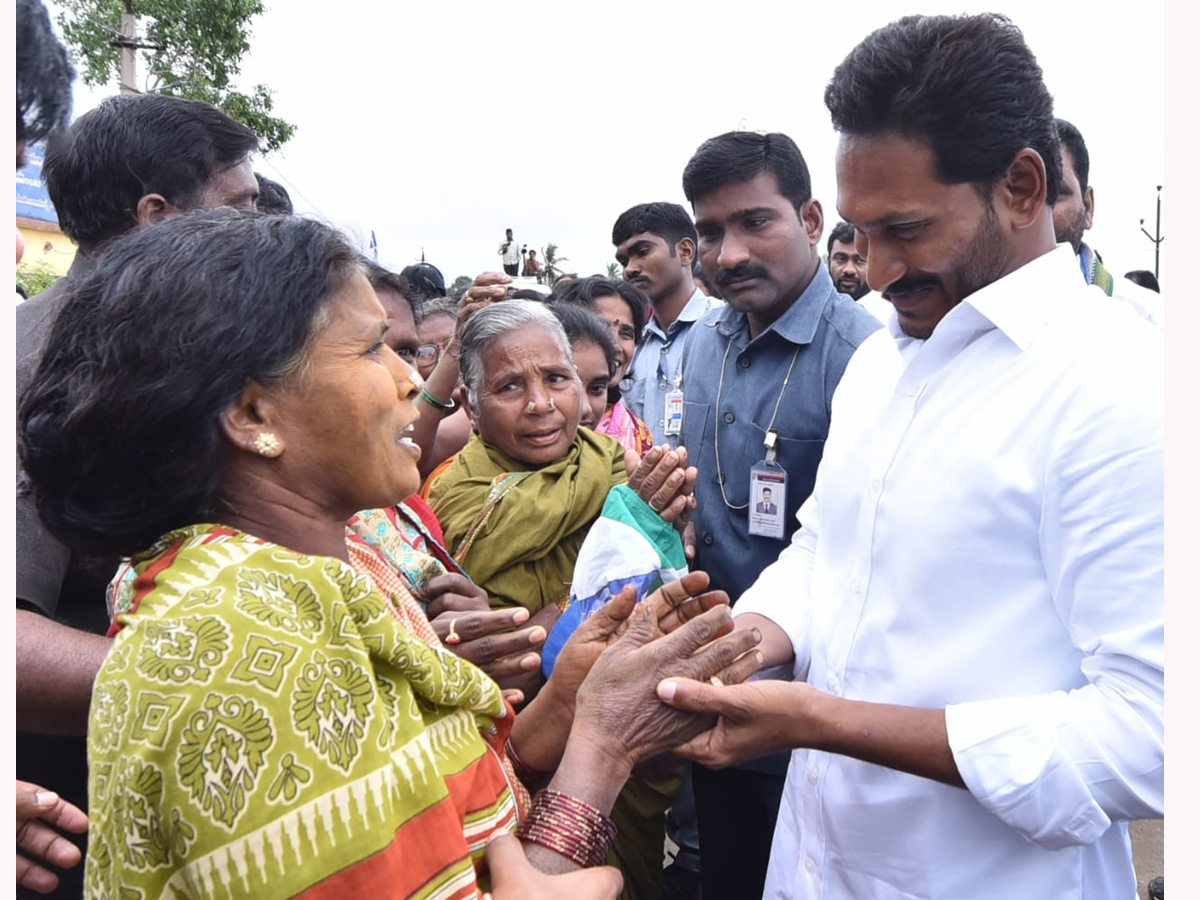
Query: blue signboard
16 141 59 225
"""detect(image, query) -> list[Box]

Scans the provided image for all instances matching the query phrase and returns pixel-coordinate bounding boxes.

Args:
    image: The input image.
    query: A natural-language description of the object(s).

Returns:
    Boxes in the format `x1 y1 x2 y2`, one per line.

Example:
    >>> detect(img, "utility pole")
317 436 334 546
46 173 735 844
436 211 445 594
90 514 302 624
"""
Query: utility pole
110 4 164 94
1139 185 1164 281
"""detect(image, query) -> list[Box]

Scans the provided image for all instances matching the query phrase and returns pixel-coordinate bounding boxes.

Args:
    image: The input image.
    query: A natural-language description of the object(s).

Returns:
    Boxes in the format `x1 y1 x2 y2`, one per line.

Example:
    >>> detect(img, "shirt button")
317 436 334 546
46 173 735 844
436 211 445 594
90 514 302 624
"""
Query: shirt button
723 411 735 424
703 533 714 546
739 356 751 368
870 478 882 493
805 858 817 874
907 386 918 397
807 769 819 785
660 345 669 354
826 674 839 693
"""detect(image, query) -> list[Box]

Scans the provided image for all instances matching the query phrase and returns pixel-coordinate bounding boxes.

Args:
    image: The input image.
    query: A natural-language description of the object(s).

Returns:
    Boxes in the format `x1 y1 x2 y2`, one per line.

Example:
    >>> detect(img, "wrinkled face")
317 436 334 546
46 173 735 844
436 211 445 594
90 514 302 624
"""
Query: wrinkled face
694 172 821 336
1052 147 1093 254
615 231 685 305
267 271 423 513
591 293 637 384
572 339 612 430
468 324 583 467
195 157 259 212
829 239 869 299
375 287 420 366
836 133 1011 340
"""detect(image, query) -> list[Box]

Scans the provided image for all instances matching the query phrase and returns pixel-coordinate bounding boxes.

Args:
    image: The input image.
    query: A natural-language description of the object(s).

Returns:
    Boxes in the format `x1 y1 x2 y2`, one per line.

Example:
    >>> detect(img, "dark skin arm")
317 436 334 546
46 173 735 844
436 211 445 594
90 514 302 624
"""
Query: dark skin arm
15 610 111 735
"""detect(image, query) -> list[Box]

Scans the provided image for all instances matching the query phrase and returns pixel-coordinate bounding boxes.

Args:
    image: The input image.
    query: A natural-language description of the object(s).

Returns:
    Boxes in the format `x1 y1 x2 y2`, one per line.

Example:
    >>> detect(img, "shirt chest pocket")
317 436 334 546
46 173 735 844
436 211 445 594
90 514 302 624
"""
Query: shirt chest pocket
746 418 826 510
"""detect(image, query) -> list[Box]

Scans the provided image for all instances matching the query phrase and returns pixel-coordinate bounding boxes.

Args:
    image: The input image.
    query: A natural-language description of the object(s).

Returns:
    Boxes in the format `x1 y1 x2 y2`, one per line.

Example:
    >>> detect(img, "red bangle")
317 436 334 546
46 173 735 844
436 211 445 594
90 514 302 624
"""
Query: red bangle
505 736 552 791
515 789 617 869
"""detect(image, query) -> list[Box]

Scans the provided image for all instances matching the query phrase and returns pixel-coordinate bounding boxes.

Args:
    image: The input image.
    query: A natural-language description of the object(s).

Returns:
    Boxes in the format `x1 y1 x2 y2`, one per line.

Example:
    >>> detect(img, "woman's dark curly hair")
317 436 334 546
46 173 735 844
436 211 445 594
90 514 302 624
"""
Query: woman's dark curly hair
18 210 362 557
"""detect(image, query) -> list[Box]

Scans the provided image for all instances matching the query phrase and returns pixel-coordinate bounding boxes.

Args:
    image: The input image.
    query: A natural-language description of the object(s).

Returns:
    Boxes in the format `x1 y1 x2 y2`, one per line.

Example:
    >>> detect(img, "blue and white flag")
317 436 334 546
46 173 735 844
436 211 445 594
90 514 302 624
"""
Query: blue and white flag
542 484 689 677
369 230 378 259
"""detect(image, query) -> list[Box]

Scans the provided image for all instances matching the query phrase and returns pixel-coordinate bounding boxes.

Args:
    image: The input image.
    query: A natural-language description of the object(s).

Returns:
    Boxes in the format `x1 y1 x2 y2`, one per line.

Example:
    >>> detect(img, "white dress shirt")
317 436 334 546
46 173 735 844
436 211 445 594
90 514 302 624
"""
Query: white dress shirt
736 245 1163 900
854 290 894 326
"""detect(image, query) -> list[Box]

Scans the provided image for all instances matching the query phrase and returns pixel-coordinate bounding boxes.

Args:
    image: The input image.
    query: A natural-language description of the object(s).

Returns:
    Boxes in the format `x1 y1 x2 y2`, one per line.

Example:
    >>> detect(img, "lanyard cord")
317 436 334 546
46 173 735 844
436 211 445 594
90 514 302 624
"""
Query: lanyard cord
713 336 802 510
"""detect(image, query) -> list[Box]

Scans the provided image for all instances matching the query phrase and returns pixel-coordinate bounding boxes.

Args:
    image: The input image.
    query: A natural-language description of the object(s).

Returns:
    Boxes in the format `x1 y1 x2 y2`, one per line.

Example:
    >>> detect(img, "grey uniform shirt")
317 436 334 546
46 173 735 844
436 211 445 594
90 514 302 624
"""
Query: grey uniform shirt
622 287 723 446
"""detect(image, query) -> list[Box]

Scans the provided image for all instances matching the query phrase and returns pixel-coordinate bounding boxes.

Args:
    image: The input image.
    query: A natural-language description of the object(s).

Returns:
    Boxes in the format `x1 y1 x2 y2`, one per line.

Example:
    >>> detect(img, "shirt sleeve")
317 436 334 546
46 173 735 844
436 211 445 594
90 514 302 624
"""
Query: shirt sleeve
945 346 1164 850
734 487 819 681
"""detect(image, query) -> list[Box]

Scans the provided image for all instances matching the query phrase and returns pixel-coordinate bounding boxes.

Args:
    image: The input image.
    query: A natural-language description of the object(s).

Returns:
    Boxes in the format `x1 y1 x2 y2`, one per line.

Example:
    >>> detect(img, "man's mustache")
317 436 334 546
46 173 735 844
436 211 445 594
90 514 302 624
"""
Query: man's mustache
883 276 938 300
715 264 770 286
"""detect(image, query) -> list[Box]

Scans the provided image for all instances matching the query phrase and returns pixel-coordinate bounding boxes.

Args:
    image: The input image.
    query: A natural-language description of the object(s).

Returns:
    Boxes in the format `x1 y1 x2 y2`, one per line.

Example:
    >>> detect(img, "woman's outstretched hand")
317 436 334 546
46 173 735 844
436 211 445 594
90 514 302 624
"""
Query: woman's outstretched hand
484 832 622 900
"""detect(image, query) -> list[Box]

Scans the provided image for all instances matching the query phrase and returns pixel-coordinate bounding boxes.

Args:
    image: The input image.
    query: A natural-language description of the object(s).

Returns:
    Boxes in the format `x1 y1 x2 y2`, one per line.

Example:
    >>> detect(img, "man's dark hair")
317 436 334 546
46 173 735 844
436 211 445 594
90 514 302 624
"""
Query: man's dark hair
42 93 258 250
824 13 1061 205
255 172 293 215
549 303 618 376
1055 118 1089 191
682 132 812 212
19 211 361 557
1124 270 1160 293
364 260 419 320
612 202 698 253
826 221 858 256
16 0 74 153
548 275 648 344
400 262 447 303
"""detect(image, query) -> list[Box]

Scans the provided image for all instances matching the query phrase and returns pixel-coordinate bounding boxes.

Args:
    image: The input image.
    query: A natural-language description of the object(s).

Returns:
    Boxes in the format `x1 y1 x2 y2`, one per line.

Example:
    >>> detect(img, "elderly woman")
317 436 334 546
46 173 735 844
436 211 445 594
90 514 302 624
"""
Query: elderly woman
427 299 699 900
18 212 760 900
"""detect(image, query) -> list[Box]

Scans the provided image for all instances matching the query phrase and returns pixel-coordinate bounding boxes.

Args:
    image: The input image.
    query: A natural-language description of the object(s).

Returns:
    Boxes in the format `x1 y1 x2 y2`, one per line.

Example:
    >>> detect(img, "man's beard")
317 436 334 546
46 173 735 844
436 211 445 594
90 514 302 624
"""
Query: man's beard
1058 206 1087 255
837 275 869 300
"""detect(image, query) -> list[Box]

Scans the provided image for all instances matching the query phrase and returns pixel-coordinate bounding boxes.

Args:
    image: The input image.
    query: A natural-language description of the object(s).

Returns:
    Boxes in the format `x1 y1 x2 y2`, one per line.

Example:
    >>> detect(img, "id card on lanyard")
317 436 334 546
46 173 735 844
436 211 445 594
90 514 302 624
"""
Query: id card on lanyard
665 387 684 435
748 429 787 539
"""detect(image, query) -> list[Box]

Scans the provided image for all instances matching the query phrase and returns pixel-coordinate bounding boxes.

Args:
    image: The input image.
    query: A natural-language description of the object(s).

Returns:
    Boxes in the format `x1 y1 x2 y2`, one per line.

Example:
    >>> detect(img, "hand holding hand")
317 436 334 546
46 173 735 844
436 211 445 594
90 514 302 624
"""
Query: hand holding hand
572 603 763 767
627 445 697 523
655 678 811 768
484 832 622 900
16 780 88 894
429 599 545 686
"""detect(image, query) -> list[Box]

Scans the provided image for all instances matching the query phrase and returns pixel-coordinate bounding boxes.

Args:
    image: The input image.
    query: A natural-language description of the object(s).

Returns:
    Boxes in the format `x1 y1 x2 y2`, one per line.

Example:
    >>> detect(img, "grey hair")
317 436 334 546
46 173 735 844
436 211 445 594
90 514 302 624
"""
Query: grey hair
460 300 576 408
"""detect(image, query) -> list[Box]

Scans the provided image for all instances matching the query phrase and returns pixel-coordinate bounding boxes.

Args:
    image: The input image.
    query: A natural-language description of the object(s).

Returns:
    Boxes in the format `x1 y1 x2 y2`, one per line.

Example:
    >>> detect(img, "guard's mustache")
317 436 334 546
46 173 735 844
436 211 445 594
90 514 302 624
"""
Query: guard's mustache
715 264 770 286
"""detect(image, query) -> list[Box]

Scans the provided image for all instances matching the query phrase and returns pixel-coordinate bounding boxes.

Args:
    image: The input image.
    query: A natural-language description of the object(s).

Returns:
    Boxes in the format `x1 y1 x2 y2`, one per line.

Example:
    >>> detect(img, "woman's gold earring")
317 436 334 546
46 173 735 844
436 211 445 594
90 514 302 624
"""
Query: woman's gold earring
252 433 282 457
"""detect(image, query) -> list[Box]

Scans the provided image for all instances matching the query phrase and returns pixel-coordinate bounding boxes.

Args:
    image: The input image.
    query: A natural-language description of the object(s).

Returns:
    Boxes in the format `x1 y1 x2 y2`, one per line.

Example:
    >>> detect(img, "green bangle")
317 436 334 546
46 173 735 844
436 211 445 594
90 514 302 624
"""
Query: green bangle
419 388 457 412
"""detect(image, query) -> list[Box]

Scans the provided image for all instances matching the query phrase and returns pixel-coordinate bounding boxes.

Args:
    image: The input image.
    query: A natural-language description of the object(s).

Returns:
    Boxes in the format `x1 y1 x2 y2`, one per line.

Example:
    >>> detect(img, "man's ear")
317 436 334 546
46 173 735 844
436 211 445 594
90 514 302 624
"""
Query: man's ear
676 237 696 268
135 193 176 229
1083 184 1095 231
219 381 286 458
800 198 824 247
999 148 1048 228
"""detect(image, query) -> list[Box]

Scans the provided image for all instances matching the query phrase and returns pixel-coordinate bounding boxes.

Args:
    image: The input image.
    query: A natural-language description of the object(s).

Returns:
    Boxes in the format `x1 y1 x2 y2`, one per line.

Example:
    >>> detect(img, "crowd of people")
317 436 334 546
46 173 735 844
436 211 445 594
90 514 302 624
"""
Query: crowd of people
16 2 1163 900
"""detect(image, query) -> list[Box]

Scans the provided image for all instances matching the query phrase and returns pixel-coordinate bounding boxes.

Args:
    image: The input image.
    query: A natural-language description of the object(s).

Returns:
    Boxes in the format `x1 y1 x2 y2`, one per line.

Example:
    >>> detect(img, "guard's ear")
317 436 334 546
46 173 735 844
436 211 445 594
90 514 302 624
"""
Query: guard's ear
134 193 179 228
998 148 1048 228
219 381 286 458
676 237 696 268
800 198 824 247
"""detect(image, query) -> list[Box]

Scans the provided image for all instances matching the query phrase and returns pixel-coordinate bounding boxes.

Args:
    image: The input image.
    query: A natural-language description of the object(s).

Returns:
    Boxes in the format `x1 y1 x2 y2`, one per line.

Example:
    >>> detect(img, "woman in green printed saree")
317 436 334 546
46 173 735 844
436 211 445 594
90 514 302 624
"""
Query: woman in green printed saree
18 213 762 900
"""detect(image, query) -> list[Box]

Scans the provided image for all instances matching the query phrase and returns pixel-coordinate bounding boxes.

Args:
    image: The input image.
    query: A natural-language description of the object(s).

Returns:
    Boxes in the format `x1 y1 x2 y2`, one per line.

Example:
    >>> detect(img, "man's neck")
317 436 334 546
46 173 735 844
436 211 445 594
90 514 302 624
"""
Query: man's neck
652 277 697 331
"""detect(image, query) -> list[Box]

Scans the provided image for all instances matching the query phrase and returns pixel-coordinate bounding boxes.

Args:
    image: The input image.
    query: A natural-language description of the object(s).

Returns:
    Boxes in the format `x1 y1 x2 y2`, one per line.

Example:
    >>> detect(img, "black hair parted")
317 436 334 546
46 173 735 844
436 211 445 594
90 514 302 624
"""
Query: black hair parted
824 13 1061 205
42 93 258 249
549 302 619 376
16 0 74 150
827 221 858 256
547 275 648 344
682 131 813 212
18 210 361 557
1054 118 1089 191
612 202 698 251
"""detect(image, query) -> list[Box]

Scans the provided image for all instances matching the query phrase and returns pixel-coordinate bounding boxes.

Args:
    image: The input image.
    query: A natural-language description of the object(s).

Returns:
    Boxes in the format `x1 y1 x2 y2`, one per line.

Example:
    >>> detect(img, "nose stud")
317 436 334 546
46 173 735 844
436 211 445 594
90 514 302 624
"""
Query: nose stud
526 398 556 413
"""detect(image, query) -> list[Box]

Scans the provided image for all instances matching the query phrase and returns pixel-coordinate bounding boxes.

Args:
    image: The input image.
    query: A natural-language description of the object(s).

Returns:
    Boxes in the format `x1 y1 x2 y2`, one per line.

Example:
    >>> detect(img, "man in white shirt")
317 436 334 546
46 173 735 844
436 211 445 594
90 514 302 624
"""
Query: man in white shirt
656 13 1163 900
498 227 521 276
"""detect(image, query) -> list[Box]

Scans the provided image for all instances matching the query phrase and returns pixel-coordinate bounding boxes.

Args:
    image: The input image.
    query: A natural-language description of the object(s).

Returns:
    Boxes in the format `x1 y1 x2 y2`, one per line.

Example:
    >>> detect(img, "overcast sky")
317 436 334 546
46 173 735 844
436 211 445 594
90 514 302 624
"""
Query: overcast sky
52 0 1165 287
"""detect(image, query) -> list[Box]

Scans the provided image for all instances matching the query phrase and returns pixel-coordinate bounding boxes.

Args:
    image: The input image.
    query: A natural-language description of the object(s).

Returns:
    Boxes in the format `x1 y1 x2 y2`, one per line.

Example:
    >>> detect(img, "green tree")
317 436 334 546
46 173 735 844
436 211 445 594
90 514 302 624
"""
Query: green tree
17 261 60 298
451 275 472 293
605 262 620 279
57 0 295 152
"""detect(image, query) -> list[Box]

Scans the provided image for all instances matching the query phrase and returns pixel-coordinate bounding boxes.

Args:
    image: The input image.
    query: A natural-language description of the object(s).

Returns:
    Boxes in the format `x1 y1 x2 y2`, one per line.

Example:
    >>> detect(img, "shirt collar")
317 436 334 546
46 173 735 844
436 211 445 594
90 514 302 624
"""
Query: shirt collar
647 287 713 340
950 244 1083 351
715 262 835 345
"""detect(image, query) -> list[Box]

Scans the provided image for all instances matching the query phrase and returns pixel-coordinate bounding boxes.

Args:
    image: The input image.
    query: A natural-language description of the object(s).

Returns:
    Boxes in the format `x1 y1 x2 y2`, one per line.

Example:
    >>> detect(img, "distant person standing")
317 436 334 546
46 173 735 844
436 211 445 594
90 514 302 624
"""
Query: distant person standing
499 227 521 275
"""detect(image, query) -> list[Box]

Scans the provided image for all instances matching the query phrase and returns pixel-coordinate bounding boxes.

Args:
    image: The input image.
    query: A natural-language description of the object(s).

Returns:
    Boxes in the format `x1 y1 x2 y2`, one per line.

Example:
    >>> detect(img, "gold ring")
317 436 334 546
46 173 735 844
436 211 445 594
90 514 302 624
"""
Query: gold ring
446 618 461 645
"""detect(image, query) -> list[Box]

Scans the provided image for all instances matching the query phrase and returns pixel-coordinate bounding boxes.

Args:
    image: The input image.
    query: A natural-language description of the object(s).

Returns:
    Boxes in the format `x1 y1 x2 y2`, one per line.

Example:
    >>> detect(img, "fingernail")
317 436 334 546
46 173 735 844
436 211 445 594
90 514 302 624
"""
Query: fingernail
35 791 58 807
657 679 677 702
528 627 546 643
522 654 540 669
512 608 530 624
752 628 762 642
755 651 764 664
